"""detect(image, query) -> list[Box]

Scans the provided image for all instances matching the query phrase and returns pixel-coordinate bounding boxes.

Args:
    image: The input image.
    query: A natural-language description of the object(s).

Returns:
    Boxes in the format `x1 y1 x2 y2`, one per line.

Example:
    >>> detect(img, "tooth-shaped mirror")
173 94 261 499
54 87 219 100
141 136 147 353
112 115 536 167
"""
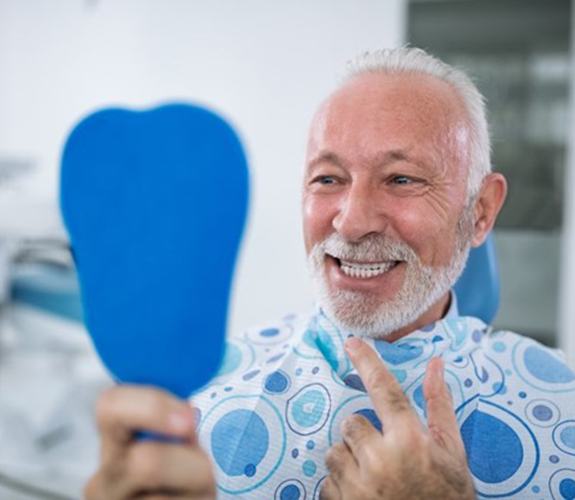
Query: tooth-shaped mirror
60 103 249 398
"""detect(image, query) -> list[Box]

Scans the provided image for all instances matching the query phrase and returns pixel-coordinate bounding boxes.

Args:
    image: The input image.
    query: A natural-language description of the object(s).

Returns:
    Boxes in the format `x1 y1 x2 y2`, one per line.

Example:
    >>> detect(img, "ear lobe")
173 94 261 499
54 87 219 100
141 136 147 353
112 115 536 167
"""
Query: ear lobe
471 172 508 247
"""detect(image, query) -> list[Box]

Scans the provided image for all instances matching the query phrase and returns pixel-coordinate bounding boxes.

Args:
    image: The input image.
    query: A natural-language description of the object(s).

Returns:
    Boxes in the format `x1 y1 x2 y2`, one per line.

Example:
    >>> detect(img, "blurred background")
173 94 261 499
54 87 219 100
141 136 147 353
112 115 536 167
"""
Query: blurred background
0 0 573 498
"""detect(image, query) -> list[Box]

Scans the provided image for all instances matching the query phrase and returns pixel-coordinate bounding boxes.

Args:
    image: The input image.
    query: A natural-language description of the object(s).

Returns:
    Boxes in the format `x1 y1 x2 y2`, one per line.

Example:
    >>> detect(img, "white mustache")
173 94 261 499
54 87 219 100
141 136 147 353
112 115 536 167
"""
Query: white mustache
318 233 418 263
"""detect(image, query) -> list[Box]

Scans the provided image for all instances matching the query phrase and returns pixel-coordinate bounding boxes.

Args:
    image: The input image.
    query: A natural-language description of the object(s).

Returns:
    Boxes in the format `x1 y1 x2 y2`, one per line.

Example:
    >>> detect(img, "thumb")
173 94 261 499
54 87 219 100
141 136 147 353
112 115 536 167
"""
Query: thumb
423 358 465 455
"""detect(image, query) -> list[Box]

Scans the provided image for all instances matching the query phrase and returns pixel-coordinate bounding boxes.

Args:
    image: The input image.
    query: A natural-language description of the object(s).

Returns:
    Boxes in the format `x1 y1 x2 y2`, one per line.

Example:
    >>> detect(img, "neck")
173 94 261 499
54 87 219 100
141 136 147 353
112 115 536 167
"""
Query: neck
379 292 451 343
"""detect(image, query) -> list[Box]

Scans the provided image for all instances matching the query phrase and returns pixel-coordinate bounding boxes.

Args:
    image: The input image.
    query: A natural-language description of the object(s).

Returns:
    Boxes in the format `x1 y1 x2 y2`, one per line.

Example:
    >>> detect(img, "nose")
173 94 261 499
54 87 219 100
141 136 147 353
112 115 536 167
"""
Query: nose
332 184 387 242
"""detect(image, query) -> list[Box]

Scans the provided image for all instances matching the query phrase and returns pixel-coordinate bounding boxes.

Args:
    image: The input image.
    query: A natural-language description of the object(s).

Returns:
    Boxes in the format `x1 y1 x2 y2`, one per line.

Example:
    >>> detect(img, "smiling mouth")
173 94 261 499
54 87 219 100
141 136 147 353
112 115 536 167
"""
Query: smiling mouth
328 255 400 279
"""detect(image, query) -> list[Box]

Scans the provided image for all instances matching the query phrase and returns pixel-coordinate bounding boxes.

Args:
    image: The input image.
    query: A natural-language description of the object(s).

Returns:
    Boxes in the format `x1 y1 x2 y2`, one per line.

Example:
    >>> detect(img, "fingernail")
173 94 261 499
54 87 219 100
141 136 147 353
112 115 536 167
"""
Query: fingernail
345 337 362 354
169 409 193 432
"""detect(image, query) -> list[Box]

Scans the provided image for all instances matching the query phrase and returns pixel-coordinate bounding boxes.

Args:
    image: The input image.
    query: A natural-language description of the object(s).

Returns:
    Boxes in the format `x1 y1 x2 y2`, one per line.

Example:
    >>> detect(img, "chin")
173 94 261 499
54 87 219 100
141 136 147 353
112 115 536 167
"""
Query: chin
317 286 426 339
310 256 469 340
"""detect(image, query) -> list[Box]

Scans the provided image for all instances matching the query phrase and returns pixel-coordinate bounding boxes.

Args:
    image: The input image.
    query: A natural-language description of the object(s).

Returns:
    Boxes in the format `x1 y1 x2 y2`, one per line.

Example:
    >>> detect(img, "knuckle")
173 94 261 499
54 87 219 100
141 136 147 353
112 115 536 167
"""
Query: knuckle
319 476 338 500
428 423 446 444
324 448 337 470
341 413 369 441
342 413 364 432
386 388 411 413
366 367 388 390
430 423 463 454
340 416 352 437
324 443 346 471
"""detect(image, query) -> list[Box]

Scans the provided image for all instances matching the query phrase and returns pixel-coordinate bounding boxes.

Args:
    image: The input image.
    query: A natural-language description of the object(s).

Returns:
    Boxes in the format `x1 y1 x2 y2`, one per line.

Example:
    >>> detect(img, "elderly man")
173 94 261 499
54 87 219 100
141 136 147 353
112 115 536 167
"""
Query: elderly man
86 48 575 499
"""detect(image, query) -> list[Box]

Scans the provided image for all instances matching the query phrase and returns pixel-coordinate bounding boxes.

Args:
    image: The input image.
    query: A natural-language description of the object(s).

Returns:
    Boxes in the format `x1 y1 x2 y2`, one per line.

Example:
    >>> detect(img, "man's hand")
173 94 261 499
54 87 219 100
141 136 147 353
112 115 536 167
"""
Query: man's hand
85 386 216 500
321 337 475 500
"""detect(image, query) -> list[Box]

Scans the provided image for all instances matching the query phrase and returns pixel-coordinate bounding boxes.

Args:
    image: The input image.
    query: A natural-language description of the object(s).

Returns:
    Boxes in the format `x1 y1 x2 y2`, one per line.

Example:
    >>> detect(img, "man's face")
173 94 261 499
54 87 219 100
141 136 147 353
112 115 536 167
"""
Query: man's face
302 72 475 338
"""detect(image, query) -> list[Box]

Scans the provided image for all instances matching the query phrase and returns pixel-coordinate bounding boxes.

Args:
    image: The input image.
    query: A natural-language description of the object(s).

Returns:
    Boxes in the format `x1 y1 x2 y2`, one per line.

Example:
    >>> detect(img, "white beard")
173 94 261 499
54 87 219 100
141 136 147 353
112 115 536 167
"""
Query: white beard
307 208 474 339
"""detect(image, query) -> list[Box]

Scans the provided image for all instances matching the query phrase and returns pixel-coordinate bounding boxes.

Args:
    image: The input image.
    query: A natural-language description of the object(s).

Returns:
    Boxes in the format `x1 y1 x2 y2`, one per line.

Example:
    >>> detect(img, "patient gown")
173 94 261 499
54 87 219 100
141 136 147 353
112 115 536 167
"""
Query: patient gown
192 298 575 499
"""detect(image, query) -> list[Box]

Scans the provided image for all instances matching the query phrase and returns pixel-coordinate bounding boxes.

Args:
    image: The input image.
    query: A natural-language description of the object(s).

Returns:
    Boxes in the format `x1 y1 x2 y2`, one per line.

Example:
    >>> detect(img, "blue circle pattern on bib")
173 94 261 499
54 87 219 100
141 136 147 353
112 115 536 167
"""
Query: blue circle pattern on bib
200 394 287 495
192 312 575 498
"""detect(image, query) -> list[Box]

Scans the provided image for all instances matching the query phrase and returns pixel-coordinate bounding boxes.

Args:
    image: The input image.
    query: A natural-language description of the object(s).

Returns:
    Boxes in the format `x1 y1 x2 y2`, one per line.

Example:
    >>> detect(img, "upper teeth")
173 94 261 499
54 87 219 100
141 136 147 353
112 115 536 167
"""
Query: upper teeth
339 260 395 279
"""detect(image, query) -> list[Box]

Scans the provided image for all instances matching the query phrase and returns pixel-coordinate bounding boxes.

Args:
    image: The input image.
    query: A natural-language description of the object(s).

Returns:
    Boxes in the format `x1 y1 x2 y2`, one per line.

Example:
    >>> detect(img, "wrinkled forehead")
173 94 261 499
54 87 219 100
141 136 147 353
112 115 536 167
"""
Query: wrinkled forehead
306 72 471 170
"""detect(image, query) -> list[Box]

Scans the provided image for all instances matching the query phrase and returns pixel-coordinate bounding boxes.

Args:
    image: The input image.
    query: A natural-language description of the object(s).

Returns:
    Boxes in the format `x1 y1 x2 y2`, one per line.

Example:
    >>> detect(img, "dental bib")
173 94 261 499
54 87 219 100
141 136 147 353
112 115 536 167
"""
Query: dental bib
60 103 249 398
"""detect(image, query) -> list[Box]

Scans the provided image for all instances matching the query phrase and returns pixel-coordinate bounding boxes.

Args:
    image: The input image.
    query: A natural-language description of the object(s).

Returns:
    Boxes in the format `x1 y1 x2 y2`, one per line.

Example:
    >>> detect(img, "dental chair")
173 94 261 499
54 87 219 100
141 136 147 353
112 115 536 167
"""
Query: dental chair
454 233 500 324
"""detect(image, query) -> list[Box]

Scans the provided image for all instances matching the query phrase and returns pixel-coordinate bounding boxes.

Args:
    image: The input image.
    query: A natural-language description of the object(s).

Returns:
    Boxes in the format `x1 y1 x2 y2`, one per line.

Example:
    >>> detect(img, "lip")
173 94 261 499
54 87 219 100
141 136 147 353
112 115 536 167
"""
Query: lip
324 254 406 296
337 257 395 266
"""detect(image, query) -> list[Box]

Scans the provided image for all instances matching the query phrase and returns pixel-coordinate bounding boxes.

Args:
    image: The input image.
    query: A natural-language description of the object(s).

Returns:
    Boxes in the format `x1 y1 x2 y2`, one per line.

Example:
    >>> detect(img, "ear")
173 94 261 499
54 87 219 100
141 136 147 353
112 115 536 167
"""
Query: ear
471 172 507 247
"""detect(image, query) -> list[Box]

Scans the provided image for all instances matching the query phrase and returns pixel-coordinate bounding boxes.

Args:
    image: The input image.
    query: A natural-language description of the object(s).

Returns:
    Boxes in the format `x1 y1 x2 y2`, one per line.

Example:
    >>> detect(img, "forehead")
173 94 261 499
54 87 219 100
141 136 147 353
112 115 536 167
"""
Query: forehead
307 72 469 170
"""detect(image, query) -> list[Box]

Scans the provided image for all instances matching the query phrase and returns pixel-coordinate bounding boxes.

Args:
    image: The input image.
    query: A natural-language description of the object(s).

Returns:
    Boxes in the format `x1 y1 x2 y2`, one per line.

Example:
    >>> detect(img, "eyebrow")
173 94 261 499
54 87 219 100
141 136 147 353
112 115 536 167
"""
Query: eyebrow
307 149 417 171
307 151 347 171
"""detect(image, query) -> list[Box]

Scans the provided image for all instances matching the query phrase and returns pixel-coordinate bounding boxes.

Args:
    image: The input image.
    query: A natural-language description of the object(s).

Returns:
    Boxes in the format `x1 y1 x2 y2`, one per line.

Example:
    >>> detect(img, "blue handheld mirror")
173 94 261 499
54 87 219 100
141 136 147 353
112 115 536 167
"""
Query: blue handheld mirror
60 103 249 399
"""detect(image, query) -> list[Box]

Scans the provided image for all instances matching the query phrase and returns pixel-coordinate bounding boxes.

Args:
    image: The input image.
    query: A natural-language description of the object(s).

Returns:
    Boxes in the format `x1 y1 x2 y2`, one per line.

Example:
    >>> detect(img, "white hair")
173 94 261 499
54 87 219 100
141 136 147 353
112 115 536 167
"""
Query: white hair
344 47 491 199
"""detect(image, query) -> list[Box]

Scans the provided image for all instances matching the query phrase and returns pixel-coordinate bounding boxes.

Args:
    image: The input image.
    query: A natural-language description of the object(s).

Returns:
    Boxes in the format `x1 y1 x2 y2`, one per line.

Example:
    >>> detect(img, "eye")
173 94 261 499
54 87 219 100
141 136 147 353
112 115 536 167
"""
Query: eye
306 171 345 193
391 175 413 185
313 175 338 185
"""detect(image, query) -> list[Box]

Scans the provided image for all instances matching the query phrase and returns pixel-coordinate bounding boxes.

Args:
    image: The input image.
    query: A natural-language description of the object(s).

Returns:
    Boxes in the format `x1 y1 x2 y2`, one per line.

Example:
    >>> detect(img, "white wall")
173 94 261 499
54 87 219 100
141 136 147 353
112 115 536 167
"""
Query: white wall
0 1 406 334
558 0 575 364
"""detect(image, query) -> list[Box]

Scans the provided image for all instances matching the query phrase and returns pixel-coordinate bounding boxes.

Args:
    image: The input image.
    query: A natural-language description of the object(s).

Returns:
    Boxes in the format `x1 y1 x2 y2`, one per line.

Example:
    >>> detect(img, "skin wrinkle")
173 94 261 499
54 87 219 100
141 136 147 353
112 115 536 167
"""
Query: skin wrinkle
304 77 470 248
303 71 477 339
315 73 471 190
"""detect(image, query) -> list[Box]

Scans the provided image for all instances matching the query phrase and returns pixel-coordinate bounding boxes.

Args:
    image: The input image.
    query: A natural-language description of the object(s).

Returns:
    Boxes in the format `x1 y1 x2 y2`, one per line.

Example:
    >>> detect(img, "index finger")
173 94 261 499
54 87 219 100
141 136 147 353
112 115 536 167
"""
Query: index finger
345 337 419 433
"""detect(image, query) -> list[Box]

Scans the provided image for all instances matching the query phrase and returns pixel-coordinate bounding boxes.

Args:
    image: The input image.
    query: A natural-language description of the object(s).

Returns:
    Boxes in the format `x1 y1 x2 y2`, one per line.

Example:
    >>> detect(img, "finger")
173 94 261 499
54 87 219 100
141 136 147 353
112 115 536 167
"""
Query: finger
325 442 359 486
319 475 342 500
423 358 465 454
341 413 378 463
123 441 215 497
96 385 196 460
345 337 419 432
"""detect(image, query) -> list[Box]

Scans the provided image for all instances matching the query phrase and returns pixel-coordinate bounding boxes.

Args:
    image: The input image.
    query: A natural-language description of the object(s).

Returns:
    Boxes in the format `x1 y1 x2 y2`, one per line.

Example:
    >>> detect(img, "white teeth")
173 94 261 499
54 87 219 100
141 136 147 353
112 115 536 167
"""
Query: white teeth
339 260 395 279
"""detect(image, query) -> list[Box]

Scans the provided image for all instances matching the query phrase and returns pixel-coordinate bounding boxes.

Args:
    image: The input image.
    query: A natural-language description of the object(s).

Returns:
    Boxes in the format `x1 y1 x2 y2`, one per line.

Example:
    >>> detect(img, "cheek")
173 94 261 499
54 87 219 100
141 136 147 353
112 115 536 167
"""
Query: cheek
302 195 337 253
387 202 457 267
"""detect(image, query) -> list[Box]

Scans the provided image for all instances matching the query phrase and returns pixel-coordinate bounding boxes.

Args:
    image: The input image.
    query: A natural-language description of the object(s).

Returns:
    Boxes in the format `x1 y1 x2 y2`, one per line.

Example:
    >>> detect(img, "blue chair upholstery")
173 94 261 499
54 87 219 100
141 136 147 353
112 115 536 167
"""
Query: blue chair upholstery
453 233 500 324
